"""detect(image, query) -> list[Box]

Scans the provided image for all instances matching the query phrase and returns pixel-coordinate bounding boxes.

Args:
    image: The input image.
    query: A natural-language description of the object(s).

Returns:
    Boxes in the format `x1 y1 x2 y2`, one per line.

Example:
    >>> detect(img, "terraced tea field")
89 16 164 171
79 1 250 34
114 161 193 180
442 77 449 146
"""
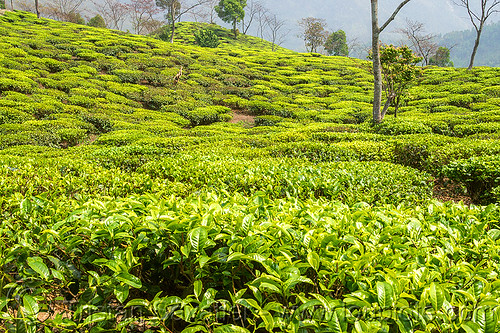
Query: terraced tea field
1 10 500 333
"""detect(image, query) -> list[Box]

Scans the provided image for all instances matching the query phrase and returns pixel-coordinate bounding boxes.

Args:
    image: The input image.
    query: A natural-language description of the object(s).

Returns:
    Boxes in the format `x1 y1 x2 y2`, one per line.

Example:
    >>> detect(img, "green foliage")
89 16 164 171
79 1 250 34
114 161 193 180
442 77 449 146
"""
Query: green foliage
443 155 500 203
429 46 453 67
178 105 231 126
298 17 328 53
374 119 433 136
377 44 422 115
0 11 500 332
195 29 220 48
88 15 106 28
215 0 246 38
324 30 348 56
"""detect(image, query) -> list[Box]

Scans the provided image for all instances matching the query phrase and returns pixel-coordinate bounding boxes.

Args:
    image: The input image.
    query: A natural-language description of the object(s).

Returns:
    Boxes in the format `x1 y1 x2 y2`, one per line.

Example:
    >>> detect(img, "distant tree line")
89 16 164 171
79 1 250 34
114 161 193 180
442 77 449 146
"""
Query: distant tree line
297 17 349 56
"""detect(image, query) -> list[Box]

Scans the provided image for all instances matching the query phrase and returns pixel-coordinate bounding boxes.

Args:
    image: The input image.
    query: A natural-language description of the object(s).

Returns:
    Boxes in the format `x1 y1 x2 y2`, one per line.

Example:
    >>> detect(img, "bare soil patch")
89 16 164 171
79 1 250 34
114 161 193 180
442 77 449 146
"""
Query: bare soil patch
433 178 472 205
229 109 255 126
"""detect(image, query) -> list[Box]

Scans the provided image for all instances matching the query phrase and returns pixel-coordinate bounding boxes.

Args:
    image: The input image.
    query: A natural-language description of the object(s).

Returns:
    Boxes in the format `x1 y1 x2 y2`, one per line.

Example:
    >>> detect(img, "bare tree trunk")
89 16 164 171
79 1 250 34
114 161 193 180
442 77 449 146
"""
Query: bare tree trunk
35 0 40 18
371 0 383 123
455 0 500 71
468 23 483 70
170 4 175 43
370 0 412 123
10 0 13 10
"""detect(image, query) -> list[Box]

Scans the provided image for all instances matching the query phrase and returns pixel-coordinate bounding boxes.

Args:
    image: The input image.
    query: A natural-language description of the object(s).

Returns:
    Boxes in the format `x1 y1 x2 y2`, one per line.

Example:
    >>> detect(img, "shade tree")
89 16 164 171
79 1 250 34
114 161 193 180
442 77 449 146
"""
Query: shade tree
215 0 246 38
264 12 287 51
324 29 348 56
298 17 328 53
397 19 438 65
92 0 129 30
372 44 422 118
156 0 210 42
127 0 162 35
370 0 413 123
429 46 454 67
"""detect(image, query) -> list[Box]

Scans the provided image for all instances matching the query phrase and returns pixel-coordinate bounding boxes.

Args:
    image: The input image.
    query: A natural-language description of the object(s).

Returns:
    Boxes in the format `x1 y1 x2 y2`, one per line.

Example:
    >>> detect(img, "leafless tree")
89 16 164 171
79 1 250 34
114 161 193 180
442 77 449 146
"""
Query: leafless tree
16 0 34 11
187 0 217 23
347 36 365 58
93 0 129 30
255 1 269 39
240 0 263 35
397 19 438 65
454 0 500 70
44 0 85 21
127 0 161 34
370 0 412 123
264 13 287 51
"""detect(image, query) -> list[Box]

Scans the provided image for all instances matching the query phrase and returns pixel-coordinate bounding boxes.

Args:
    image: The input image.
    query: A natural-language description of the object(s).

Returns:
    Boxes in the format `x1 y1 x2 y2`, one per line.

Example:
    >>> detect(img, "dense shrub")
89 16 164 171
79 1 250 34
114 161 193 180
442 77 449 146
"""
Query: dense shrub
373 119 432 135
177 106 231 126
443 155 500 203
194 29 220 48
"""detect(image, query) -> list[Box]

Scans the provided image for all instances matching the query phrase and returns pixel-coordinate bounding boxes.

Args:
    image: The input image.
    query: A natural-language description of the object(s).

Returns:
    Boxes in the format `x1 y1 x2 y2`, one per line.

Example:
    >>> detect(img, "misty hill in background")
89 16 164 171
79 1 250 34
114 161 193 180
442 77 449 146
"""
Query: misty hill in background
439 21 500 68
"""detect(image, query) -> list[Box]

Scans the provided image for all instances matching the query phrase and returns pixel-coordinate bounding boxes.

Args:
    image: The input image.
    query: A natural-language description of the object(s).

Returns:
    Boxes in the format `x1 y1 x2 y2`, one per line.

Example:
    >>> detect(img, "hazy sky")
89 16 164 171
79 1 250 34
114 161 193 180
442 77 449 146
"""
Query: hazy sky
237 0 474 52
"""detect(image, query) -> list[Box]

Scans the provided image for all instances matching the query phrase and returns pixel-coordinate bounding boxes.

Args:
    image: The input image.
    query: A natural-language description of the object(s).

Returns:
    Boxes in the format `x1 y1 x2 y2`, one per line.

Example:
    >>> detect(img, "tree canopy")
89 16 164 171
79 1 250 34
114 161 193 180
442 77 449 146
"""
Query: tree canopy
324 30 348 56
298 17 328 53
215 0 246 38
429 46 454 67
88 14 107 28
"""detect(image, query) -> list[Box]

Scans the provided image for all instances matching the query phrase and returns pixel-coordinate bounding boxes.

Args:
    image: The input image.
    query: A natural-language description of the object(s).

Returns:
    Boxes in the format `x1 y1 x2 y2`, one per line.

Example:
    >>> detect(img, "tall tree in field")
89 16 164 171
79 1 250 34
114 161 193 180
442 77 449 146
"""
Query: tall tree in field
370 0 412 123
240 0 263 34
156 0 210 43
264 13 287 51
453 0 500 70
298 17 328 53
45 0 85 22
188 0 218 24
429 46 454 67
93 0 129 30
35 0 40 17
370 45 421 118
324 30 348 56
88 14 107 27
397 19 438 65
215 0 246 38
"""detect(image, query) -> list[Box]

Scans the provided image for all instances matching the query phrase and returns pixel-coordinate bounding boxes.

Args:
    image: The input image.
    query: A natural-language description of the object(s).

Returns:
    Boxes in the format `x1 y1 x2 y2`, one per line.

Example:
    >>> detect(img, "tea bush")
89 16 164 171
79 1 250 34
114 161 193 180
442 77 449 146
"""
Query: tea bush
443 155 500 203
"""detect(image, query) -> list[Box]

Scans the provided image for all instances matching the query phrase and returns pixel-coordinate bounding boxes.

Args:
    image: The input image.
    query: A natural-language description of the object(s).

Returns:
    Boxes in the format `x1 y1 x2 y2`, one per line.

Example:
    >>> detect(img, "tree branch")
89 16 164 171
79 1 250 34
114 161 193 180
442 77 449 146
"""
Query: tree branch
380 0 412 32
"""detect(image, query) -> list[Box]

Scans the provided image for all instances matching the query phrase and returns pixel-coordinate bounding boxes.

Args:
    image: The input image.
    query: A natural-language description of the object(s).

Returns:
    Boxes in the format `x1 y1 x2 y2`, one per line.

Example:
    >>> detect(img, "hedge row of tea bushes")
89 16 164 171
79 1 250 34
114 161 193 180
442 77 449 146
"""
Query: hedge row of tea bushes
1 191 500 332
0 149 432 207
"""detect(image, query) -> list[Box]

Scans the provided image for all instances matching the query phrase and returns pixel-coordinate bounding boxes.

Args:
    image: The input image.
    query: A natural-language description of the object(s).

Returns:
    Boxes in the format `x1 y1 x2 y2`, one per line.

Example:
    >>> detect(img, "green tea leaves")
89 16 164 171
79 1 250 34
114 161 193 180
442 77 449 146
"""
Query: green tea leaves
376 282 394 309
27 257 50 280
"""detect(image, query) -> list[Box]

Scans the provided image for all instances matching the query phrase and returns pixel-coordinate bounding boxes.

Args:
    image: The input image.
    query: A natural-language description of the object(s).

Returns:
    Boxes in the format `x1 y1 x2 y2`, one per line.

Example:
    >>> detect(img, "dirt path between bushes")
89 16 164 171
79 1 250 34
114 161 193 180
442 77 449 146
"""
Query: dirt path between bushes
229 109 255 126
433 178 472 205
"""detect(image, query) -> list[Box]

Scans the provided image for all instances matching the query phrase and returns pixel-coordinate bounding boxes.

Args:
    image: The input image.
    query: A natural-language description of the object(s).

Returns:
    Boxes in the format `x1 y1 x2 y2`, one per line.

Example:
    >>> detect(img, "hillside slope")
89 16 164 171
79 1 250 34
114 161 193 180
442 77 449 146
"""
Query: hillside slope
166 21 288 52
